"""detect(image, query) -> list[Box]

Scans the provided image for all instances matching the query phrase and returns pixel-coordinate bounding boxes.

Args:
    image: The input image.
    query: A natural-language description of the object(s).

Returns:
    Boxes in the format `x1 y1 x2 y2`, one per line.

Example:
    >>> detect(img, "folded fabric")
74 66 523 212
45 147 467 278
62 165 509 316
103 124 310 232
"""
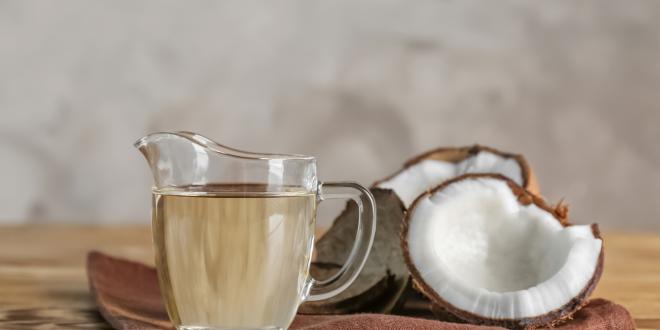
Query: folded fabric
86 251 634 330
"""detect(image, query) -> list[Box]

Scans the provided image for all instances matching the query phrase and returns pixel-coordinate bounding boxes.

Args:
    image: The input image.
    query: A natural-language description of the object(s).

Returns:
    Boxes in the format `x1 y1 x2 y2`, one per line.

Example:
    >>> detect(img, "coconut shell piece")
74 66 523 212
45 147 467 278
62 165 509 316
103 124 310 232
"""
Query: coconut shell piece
401 174 604 330
299 188 409 314
375 145 540 196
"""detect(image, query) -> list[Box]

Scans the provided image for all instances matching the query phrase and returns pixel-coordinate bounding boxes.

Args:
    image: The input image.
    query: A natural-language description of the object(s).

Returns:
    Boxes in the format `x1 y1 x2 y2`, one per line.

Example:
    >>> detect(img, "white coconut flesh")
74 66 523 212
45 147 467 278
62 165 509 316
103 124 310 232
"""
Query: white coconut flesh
377 151 524 207
406 177 602 320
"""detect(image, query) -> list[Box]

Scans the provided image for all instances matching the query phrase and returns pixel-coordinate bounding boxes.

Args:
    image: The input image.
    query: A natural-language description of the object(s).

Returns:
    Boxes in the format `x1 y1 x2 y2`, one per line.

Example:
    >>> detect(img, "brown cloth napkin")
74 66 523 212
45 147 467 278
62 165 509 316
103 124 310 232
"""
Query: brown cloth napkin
87 251 634 330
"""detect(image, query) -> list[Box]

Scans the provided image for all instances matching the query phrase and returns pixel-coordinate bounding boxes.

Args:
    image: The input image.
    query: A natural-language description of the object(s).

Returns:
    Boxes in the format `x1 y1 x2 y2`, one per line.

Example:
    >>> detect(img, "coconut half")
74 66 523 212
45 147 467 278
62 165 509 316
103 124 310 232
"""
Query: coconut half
375 145 538 207
401 174 603 329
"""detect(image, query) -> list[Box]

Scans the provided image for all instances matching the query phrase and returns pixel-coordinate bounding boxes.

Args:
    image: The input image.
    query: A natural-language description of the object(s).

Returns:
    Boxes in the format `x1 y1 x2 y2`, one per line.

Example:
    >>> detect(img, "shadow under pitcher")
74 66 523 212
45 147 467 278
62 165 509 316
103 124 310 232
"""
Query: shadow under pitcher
135 132 377 330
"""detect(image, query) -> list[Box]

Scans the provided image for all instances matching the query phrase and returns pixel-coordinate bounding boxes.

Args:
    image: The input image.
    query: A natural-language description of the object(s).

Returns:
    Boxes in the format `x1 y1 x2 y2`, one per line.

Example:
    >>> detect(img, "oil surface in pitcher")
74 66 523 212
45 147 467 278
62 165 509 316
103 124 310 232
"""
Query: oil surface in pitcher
152 185 317 329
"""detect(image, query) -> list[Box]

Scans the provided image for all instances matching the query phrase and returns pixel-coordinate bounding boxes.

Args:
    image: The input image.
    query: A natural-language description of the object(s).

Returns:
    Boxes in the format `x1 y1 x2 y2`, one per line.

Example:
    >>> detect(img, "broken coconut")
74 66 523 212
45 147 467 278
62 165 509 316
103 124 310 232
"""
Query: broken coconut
401 174 603 329
374 145 540 316
303 146 539 315
375 145 539 207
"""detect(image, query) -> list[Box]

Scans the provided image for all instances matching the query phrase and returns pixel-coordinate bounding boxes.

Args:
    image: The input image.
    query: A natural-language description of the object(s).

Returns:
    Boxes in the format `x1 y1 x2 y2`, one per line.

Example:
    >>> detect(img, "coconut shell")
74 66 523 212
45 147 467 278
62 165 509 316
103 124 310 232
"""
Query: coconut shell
299 188 409 314
374 145 540 195
401 174 604 330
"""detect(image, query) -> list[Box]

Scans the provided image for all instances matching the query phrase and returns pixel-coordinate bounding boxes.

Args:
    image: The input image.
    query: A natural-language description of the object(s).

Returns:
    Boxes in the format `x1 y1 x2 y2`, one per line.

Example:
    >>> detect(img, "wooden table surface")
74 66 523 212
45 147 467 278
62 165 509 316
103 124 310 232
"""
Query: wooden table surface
0 225 658 329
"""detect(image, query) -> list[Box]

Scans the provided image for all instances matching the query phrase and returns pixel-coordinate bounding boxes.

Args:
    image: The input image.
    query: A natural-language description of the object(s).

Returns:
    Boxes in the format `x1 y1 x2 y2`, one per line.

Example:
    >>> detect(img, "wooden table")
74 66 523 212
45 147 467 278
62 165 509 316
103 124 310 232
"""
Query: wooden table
0 225 658 329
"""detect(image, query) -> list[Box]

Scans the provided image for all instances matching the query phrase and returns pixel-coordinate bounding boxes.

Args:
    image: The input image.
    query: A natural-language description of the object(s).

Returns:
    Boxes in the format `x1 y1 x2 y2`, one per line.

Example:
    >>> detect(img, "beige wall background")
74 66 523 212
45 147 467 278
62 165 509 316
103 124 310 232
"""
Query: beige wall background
1 1 659 230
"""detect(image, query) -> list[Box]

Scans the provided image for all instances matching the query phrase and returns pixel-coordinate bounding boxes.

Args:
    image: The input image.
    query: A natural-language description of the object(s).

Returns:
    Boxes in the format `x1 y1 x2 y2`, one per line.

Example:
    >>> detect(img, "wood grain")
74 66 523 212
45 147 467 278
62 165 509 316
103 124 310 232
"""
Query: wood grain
0 225 657 329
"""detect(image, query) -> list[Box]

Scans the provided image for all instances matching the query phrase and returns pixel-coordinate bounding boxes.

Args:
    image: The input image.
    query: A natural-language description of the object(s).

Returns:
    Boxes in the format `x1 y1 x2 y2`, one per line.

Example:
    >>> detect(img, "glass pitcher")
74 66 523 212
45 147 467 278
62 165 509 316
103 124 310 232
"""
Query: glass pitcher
135 131 376 330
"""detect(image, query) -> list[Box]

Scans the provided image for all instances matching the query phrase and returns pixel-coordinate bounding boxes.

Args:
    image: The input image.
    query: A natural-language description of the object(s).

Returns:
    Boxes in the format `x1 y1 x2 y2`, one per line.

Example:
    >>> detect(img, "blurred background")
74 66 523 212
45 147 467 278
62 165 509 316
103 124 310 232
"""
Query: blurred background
1 1 659 230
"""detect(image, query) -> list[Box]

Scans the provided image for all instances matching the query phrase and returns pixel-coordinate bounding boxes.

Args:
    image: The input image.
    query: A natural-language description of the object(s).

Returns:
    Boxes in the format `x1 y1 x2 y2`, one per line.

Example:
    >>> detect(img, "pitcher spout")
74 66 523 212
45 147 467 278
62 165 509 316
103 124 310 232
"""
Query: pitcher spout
135 131 214 189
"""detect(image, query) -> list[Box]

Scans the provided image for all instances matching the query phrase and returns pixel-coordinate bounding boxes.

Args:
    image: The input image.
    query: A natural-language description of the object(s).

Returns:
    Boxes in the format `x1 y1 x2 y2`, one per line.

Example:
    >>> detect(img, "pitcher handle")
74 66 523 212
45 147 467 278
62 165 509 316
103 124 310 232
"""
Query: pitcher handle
305 181 377 301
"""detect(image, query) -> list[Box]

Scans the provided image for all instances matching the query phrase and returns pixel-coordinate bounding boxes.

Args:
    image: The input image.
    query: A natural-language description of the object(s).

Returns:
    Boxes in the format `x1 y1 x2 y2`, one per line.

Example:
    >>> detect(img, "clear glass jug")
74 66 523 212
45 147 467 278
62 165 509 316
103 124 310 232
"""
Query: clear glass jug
135 131 376 330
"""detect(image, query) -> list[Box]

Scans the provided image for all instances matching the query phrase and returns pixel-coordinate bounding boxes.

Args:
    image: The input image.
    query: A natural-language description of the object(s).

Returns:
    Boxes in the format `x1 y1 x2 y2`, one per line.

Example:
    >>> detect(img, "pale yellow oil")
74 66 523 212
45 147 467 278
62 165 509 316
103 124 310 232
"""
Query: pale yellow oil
152 185 316 330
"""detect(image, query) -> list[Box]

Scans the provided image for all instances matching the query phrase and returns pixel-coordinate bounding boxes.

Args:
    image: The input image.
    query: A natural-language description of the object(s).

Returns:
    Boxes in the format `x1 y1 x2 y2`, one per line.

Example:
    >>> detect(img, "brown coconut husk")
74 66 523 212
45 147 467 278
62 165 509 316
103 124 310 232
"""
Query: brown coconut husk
299 188 409 314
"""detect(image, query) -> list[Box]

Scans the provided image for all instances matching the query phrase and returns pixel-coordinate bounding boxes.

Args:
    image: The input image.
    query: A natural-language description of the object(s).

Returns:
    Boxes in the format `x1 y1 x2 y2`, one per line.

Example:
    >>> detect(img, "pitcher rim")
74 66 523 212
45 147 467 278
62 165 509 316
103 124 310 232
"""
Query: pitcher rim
134 131 315 161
